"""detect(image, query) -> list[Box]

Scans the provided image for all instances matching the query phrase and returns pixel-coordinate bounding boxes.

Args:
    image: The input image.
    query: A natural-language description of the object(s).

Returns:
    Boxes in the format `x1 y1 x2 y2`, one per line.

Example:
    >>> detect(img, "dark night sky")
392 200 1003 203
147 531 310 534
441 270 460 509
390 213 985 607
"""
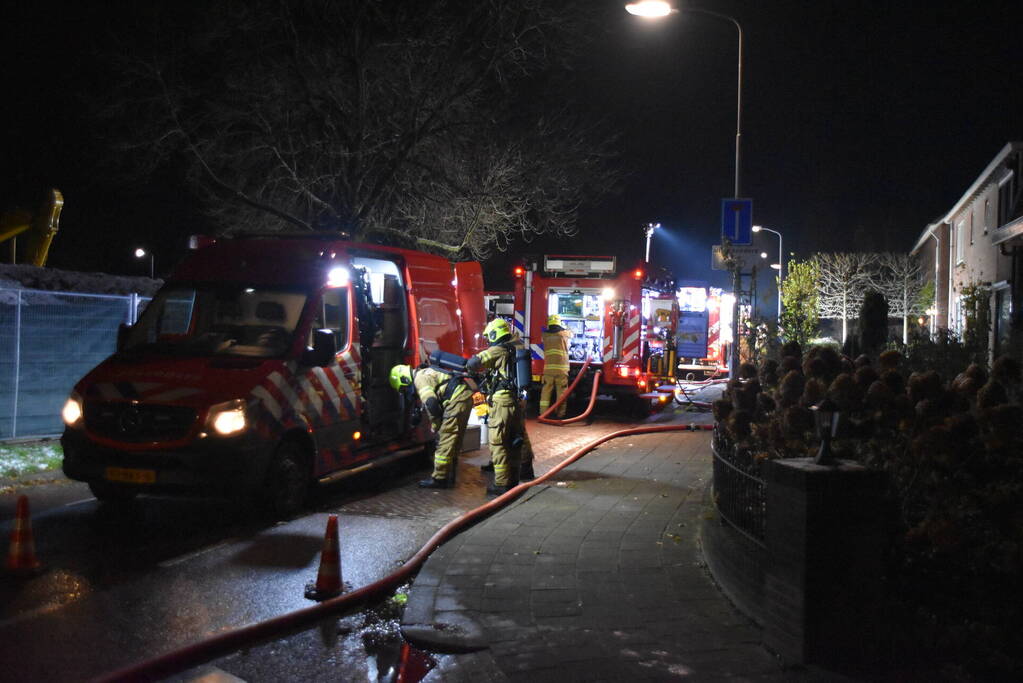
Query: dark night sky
4 1 1023 309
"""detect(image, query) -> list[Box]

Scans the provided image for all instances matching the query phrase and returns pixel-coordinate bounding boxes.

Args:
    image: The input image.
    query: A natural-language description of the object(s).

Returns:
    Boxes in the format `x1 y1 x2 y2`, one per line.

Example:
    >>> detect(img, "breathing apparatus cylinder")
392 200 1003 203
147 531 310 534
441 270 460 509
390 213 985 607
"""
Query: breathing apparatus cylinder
429 348 469 373
515 347 531 392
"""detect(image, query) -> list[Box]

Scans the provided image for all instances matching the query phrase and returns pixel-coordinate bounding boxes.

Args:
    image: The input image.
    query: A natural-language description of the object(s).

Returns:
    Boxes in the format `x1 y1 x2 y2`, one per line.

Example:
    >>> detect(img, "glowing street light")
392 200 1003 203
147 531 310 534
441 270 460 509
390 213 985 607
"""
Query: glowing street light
134 247 154 279
625 1 673 17
644 222 661 263
625 1 744 198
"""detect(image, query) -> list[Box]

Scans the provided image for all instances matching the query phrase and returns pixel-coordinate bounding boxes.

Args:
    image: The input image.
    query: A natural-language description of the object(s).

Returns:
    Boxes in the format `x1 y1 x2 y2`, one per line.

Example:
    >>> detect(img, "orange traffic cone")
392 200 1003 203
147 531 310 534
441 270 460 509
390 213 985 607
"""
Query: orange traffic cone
6 495 42 576
305 514 343 601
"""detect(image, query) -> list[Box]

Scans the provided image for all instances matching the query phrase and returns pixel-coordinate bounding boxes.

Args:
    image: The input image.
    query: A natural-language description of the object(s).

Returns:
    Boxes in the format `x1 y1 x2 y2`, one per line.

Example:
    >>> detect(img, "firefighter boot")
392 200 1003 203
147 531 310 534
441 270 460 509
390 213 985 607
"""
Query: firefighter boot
519 462 535 482
485 482 514 496
480 461 494 472
418 478 449 489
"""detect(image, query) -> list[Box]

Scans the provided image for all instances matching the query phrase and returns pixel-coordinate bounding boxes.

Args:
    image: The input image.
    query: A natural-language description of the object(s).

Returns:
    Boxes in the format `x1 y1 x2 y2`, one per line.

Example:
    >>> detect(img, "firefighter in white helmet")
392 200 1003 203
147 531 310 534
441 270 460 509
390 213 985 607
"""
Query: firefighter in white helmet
540 314 572 419
390 363 473 489
467 317 535 494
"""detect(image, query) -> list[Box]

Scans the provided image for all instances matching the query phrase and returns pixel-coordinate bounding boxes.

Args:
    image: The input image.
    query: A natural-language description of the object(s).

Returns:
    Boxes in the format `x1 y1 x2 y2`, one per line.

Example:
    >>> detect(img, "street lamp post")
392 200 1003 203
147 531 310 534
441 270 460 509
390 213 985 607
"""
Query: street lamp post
644 222 661 263
752 225 783 322
134 247 154 279
627 1 745 375
625 1 743 198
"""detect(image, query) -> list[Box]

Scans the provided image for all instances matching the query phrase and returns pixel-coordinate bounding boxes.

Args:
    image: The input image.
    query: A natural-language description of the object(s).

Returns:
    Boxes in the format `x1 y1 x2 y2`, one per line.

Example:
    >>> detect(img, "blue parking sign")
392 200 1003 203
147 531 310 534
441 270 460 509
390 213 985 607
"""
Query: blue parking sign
721 198 753 245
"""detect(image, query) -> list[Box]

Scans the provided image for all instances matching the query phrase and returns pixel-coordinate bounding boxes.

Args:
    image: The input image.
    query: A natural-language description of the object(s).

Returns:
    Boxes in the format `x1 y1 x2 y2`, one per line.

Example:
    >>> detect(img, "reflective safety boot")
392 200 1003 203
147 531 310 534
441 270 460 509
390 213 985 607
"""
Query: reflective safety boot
519 463 535 482
418 478 449 489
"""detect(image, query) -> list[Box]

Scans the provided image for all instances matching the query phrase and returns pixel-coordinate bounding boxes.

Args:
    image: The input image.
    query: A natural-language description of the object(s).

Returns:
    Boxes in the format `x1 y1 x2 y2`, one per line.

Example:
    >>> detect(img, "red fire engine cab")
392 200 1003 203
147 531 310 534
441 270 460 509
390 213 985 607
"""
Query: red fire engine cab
60 235 486 516
512 255 676 413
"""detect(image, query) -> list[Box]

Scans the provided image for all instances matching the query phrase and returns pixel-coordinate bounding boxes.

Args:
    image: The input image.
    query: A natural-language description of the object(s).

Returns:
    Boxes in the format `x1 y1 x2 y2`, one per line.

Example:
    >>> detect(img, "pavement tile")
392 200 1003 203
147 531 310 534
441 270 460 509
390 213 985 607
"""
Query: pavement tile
529 587 577 603
435 591 483 612
484 573 534 588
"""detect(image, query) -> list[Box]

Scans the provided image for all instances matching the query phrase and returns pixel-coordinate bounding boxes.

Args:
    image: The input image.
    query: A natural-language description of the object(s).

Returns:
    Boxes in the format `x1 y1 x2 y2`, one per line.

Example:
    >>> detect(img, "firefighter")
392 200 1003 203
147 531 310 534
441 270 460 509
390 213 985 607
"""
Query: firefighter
540 314 572 419
467 317 535 494
389 363 473 489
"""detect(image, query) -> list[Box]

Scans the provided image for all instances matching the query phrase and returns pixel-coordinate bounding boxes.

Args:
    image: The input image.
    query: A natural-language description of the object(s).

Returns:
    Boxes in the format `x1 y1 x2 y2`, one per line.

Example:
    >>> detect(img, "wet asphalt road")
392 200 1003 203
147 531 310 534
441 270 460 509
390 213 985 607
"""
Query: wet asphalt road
0 390 722 682
0 449 457 682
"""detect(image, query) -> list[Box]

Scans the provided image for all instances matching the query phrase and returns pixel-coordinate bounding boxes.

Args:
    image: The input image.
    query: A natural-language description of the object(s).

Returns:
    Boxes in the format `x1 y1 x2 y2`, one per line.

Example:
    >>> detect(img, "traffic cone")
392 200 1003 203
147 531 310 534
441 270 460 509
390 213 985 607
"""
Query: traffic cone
305 514 343 601
6 495 42 577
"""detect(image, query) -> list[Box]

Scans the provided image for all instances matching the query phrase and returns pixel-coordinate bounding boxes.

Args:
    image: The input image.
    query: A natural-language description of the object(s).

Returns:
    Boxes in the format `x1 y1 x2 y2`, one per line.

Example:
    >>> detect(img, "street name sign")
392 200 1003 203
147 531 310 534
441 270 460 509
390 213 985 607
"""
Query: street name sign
712 244 762 271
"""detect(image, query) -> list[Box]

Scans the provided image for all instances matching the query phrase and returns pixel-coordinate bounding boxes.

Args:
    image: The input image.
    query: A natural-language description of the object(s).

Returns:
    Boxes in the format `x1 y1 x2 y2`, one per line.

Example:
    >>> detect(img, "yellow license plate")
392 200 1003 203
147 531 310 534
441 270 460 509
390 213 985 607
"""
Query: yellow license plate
104 467 156 484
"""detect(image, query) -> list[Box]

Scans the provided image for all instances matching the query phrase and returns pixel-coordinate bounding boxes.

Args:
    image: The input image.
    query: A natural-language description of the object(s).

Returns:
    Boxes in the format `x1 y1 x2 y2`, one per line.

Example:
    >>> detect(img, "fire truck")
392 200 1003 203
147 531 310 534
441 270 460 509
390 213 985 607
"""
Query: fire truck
511 255 677 413
60 235 487 516
675 285 730 379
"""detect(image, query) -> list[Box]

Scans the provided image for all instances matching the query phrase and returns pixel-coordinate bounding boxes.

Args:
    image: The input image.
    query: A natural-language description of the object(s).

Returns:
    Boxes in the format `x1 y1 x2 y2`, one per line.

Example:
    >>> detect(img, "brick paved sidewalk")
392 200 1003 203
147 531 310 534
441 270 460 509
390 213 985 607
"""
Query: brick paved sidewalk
400 428 853 682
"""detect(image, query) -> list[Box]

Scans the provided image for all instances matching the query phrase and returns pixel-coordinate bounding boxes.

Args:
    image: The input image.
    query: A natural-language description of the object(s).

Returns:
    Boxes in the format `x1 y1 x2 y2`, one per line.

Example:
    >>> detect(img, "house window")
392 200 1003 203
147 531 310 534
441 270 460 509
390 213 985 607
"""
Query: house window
998 173 1015 227
984 199 990 234
955 221 965 264
994 287 1012 356
969 213 974 245
953 295 963 335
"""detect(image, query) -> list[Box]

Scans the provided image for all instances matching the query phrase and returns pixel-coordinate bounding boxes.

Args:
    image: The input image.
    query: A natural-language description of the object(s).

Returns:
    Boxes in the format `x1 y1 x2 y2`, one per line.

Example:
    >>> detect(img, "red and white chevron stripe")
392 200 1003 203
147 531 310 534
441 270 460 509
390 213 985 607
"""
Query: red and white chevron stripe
622 310 641 362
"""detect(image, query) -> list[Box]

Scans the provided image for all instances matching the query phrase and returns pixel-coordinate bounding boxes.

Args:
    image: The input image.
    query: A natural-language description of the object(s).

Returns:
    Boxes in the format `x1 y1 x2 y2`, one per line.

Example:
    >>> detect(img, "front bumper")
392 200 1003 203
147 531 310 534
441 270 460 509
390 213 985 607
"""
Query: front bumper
61 428 274 498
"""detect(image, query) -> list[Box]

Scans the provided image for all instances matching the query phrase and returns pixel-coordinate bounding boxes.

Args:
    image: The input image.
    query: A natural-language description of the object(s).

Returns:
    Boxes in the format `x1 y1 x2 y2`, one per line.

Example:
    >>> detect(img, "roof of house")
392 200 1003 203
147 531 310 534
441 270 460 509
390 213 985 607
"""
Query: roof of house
911 141 1023 254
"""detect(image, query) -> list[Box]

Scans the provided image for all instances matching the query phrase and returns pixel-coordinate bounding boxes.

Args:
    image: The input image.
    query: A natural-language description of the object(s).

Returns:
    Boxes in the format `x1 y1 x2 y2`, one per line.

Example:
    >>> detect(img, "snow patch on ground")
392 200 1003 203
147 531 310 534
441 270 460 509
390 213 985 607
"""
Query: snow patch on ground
0 443 63 479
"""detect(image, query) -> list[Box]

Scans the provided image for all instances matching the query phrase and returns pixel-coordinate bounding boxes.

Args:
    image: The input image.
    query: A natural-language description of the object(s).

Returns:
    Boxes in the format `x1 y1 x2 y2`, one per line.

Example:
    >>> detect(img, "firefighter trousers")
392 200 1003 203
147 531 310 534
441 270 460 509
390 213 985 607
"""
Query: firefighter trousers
488 395 525 486
430 391 473 482
539 374 569 418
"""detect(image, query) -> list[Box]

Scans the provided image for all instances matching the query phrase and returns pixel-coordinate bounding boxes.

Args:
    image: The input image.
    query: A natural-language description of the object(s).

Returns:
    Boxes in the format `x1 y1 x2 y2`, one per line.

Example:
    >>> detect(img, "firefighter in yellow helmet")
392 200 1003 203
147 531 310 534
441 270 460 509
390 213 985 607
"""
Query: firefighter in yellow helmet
466 317 535 494
389 363 474 489
540 314 572 419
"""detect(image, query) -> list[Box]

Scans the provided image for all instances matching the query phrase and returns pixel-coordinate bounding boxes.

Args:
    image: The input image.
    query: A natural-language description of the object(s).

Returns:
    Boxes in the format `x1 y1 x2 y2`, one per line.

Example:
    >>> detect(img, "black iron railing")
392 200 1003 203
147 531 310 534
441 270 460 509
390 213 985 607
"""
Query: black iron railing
711 426 766 547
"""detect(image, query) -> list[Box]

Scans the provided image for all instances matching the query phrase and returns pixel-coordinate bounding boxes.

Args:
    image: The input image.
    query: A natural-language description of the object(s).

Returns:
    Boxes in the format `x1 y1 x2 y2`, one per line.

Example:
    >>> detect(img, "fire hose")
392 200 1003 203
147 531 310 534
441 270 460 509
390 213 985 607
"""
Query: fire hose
94 422 712 683
536 356 600 425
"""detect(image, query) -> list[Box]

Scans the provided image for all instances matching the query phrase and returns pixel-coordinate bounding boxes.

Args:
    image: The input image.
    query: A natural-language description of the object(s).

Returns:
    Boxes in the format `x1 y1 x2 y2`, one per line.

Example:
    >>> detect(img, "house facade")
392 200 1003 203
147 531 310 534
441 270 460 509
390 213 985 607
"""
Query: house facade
911 142 1023 360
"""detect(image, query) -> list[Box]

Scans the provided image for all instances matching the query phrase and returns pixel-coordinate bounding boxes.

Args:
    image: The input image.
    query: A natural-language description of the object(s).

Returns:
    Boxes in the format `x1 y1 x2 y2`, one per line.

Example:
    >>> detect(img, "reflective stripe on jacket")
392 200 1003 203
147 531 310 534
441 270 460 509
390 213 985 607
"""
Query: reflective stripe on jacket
473 334 525 399
414 367 467 405
542 328 572 376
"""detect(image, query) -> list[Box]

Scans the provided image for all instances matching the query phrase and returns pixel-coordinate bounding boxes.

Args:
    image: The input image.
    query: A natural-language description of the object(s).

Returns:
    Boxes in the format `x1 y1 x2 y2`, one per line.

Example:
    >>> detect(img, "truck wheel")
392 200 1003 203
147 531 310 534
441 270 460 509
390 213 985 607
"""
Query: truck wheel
263 439 310 519
88 481 137 503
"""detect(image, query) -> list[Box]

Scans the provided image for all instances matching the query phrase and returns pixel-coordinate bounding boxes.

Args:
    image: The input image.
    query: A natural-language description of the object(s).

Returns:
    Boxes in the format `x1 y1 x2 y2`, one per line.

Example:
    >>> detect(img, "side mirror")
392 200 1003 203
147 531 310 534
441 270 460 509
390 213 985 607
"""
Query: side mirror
301 329 337 367
116 323 131 352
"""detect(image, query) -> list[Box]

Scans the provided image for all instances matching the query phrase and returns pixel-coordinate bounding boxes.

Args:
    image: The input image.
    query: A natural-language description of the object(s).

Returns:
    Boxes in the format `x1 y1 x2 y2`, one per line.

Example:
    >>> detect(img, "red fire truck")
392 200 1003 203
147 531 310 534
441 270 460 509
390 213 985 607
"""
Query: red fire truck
60 235 486 516
676 286 730 379
511 255 677 413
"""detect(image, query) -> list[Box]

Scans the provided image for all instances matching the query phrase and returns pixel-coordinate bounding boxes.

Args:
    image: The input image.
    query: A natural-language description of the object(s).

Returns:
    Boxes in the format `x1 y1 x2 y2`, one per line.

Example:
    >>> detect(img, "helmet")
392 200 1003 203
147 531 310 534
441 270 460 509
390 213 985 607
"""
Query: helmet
389 364 413 391
547 314 563 328
483 318 512 344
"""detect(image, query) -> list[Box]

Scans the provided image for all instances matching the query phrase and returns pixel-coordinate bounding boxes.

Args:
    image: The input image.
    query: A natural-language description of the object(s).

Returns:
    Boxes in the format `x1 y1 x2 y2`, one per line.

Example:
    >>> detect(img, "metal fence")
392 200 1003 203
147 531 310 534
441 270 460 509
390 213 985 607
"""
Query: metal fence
0 287 149 441
711 427 767 547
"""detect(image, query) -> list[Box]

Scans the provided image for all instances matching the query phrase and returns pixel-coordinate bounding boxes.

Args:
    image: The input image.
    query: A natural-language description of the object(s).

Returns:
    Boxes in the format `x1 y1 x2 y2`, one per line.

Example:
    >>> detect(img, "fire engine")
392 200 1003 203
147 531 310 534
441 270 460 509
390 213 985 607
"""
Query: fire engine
483 290 514 322
60 235 486 516
675 286 730 379
511 255 677 413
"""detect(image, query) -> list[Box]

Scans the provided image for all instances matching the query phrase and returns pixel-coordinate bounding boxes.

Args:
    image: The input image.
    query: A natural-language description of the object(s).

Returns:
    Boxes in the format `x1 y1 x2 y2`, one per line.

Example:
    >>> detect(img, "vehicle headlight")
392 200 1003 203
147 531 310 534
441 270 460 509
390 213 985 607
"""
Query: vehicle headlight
62 393 83 426
208 400 247 436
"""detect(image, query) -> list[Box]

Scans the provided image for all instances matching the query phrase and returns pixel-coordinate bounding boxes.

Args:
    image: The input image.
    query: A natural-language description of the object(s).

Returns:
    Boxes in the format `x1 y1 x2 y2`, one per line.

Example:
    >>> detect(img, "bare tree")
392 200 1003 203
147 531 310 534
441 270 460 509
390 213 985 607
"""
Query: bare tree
815 252 880 343
878 252 925 344
102 0 618 258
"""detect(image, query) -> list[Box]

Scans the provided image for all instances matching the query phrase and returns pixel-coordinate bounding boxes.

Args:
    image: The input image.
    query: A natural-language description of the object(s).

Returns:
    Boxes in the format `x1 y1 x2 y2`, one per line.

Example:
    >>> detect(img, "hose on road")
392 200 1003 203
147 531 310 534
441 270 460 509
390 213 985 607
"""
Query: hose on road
537 356 601 426
95 422 712 683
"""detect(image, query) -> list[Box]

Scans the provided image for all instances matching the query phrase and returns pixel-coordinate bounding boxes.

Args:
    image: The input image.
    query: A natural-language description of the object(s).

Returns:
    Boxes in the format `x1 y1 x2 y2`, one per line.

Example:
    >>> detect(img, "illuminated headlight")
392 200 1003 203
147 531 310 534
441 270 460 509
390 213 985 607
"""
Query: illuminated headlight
327 266 350 287
208 400 247 436
62 393 83 426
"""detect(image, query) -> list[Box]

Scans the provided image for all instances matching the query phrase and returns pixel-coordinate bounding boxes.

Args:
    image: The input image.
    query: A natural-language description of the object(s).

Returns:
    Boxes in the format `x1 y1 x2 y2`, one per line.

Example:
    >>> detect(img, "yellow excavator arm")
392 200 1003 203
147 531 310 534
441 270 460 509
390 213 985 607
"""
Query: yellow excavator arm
0 189 64 266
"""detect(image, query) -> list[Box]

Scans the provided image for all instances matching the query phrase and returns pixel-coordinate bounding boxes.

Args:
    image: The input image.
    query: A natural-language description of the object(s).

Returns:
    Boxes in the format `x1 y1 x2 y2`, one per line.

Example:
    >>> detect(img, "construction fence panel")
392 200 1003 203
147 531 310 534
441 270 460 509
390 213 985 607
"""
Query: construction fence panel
0 287 148 441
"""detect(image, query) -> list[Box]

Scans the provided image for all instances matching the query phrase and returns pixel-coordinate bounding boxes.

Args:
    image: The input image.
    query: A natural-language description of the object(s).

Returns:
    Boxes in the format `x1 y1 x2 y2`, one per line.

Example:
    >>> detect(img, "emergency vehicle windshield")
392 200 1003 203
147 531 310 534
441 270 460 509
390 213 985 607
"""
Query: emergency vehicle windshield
125 285 308 358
